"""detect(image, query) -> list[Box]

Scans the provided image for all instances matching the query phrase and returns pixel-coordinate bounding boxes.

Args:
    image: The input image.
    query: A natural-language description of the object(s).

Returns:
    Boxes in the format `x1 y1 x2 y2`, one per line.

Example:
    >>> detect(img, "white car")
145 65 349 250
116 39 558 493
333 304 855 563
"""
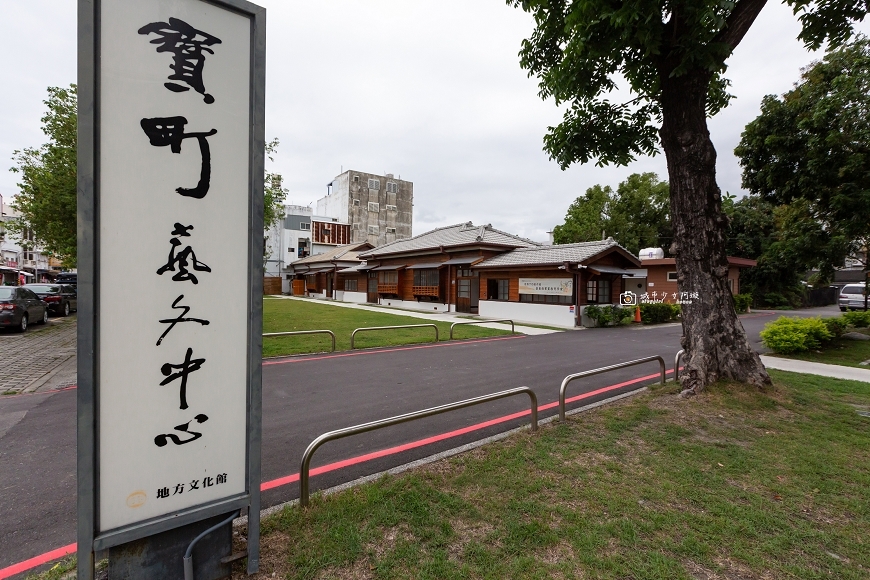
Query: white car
839 283 868 311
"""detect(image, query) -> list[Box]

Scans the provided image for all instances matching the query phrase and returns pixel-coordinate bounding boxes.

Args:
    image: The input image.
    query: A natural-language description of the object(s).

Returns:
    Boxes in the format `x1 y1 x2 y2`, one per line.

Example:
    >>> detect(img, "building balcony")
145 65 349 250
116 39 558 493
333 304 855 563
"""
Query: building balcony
412 285 439 297
377 284 398 294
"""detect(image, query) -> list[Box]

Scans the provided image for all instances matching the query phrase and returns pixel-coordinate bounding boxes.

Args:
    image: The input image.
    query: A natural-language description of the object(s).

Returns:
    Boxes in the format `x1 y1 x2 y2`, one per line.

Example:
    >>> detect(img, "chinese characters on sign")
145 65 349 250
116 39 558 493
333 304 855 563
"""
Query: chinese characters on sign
139 20 221 445
95 0 253 532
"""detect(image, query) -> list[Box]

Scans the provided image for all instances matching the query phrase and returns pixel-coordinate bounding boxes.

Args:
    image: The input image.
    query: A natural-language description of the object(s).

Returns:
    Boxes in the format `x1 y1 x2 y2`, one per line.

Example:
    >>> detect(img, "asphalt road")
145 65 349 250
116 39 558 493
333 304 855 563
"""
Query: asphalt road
0 307 837 571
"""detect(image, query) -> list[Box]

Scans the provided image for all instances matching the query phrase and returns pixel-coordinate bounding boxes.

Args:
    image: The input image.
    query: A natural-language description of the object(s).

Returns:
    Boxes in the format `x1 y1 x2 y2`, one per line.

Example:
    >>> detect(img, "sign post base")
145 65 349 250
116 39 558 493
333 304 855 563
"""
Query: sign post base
108 512 235 580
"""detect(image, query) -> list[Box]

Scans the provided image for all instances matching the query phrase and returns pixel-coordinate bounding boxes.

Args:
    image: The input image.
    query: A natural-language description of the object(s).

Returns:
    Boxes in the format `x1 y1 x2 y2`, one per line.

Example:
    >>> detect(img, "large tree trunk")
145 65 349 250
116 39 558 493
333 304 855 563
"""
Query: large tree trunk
659 71 771 393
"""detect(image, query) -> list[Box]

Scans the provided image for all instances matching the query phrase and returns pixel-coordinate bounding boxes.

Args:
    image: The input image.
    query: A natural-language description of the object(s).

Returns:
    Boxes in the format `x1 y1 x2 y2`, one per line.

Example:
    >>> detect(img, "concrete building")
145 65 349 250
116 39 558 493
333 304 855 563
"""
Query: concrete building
0 208 55 284
317 170 413 246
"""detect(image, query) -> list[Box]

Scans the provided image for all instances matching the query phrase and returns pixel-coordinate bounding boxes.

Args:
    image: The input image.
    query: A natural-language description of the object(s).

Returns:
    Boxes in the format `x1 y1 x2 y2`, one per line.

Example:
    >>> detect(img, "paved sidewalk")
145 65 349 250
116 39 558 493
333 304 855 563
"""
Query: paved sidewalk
760 355 870 383
0 316 78 394
267 295 565 335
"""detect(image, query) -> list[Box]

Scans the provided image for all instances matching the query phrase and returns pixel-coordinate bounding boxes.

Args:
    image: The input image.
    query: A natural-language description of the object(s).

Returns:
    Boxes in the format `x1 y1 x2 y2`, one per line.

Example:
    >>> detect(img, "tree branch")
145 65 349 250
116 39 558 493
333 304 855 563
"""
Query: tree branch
714 0 770 53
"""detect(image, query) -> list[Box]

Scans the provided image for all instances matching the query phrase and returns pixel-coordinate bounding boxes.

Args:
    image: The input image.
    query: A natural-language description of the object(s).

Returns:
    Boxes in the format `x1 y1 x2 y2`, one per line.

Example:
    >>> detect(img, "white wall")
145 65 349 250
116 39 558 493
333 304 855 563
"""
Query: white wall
379 298 450 313
478 300 576 327
316 175 349 223
338 290 368 304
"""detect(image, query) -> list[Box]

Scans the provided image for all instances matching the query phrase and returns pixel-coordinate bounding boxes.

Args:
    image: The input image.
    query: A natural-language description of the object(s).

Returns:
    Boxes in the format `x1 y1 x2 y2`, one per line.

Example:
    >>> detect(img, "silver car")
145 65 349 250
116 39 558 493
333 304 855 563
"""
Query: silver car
839 283 868 311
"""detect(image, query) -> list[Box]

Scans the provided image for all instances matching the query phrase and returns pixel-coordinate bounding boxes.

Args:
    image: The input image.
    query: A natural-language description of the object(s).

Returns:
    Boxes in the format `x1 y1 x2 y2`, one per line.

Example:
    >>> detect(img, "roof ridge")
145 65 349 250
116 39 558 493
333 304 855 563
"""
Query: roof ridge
484 225 544 246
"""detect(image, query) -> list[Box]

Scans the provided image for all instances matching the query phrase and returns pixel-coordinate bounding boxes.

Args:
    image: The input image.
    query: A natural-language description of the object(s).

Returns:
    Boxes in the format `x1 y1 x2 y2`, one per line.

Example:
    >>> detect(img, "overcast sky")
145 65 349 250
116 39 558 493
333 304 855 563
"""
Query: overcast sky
2 1 868 243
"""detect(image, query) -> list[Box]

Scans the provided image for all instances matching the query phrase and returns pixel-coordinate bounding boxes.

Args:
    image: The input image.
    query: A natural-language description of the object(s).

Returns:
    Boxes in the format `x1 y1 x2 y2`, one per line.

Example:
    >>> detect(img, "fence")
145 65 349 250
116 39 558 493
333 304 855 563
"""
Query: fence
263 330 337 353
449 319 515 339
350 324 439 349
299 387 539 506
558 356 666 421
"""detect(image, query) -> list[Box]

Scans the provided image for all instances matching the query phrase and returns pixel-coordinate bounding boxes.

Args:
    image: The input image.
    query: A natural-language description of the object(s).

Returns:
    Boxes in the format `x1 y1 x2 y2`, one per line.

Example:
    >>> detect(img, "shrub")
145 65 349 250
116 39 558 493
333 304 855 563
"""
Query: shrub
640 302 678 324
733 293 752 313
821 317 847 338
843 310 870 328
760 316 833 354
584 304 633 327
763 292 793 309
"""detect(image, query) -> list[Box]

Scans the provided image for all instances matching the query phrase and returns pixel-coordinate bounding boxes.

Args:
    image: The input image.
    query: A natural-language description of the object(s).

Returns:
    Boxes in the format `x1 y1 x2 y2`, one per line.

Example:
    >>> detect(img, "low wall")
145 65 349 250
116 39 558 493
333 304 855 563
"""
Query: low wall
336 291 368 304
478 300 576 327
379 298 450 313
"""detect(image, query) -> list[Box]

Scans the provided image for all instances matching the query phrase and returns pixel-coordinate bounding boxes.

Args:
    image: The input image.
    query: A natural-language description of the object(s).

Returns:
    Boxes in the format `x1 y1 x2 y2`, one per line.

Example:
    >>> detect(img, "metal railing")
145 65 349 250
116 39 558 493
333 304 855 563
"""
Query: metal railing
558 355 666 421
299 387 539 506
450 319 515 339
350 324 439 349
674 349 685 381
263 330 336 353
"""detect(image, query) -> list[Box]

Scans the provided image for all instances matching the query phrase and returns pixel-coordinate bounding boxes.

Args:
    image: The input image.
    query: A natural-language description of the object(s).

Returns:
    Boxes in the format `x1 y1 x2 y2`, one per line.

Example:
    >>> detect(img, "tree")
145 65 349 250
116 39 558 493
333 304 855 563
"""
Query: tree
553 172 671 255
735 36 870 308
507 0 868 393
9 85 77 267
264 138 288 232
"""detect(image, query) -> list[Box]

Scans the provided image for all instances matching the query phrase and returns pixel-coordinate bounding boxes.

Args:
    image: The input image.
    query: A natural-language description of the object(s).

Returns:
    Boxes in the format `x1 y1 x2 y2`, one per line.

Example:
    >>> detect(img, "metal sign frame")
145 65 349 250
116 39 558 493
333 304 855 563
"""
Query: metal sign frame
77 0 265 576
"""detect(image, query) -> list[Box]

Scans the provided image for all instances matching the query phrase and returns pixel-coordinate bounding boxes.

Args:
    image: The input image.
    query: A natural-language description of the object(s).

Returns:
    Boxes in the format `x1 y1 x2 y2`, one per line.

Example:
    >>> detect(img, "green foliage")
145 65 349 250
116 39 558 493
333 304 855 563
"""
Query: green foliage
821 316 847 337
264 138 288 231
736 36 870 281
9 85 77 267
760 316 834 354
639 302 679 325
553 173 671 255
583 304 633 327
843 310 870 328
732 293 752 314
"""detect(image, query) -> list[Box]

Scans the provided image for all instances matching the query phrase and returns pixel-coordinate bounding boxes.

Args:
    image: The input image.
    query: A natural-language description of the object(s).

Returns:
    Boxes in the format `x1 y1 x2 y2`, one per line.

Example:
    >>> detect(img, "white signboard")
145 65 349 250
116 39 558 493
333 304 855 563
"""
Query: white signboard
519 278 573 296
98 0 251 531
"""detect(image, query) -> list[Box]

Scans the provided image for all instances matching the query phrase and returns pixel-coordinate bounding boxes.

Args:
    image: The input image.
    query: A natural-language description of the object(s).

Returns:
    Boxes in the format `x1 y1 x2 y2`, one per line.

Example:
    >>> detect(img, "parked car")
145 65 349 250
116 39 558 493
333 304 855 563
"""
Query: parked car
24 283 77 316
56 272 77 288
0 286 48 332
839 283 868 311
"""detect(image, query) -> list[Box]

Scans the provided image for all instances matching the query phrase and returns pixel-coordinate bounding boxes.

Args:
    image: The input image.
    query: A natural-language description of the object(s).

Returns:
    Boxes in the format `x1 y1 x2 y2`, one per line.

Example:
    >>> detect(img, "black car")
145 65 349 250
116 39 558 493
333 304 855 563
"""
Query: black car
24 283 77 316
56 273 77 288
0 286 49 332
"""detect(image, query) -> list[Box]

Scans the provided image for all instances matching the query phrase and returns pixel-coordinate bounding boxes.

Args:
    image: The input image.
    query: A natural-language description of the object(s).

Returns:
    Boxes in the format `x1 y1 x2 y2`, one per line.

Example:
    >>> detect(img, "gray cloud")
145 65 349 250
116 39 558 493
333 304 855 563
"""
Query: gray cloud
2 1 867 243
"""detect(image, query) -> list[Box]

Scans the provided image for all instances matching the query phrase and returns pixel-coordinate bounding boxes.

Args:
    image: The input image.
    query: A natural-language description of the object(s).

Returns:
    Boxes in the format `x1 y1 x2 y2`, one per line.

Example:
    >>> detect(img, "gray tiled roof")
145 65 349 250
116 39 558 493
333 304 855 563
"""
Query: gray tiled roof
291 242 371 266
359 222 541 258
474 238 637 268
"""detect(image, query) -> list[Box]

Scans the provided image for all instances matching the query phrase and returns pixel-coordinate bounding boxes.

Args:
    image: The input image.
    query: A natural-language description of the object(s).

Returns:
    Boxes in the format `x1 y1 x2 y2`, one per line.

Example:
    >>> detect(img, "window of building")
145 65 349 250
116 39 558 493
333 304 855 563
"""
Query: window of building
586 279 611 304
457 268 476 277
385 204 397 212
353 199 360 206
353 175 359 182
378 271 398 284
386 227 396 234
728 278 734 292
368 202 379 212
352 223 360 230
368 225 379 235
413 269 439 286
344 279 358 291
486 279 509 301
667 271 678 282
520 294 572 304
368 178 380 190
300 222 311 230
386 182 398 193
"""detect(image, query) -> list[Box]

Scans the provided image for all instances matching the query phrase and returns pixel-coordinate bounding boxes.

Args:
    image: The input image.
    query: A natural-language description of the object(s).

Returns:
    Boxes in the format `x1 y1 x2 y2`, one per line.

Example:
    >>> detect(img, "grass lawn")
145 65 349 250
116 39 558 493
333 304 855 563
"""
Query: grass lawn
26 370 870 579
232 370 870 580
262 299 512 357
770 327 870 368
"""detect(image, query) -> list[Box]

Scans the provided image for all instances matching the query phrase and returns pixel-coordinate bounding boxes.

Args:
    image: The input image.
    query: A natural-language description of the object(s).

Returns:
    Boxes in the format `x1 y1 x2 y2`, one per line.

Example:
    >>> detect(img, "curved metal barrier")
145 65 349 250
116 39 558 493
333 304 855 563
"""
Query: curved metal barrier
350 323 439 349
674 349 685 381
299 386 539 506
263 329 337 353
449 319 515 339
558 356 666 421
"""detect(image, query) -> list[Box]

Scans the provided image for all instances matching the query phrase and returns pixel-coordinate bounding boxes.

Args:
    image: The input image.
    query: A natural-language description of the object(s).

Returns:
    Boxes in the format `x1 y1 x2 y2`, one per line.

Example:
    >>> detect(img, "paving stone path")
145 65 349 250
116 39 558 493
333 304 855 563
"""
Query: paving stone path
0 316 77 394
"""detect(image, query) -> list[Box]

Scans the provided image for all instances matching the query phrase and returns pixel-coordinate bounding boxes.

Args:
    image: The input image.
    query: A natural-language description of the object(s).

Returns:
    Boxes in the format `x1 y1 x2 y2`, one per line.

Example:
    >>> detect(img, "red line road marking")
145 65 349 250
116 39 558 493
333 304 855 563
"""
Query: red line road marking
0 543 76 580
2 366 667 577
